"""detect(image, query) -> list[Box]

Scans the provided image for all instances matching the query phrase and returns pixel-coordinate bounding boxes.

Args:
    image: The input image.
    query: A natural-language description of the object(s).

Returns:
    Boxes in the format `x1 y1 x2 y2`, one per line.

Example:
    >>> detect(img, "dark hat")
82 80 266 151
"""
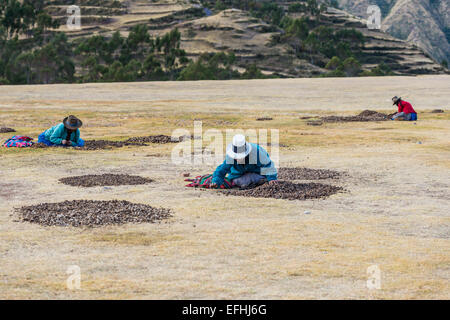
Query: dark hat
392 96 401 105
63 115 83 130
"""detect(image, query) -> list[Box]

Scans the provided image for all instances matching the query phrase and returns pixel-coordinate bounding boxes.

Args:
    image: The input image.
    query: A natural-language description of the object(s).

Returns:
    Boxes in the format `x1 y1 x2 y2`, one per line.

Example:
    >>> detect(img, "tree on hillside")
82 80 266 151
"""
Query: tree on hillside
12 51 34 84
36 12 58 41
143 54 164 80
325 56 341 70
1 0 23 39
0 0 58 40
304 33 319 64
285 17 309 40
241 63 265 79
342 57 361 76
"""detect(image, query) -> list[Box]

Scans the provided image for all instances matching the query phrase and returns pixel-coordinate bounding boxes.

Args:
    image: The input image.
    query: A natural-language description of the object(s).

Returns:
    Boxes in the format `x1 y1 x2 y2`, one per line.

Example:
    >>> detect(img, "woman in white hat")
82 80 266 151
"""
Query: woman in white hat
210 134 278 188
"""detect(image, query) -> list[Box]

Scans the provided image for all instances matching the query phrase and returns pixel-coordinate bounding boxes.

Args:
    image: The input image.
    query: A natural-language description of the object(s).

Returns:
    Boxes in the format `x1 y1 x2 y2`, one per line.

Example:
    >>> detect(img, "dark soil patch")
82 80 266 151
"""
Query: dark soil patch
225 181 342 201
16 200 172 227
320 110 392 123
0 127 16 133
256 117 273 121
59 174 153 187
431 109 444 113
278 167 342 180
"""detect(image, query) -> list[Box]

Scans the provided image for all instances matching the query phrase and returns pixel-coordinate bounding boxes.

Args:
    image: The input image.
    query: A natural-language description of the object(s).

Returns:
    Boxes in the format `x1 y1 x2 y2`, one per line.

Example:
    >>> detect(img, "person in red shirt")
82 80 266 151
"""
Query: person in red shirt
391 96 417 121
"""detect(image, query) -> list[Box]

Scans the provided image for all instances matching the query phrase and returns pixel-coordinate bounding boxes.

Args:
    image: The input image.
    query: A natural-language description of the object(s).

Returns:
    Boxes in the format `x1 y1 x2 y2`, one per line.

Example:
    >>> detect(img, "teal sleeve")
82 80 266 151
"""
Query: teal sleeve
258 147 278 181
212 159 233 185
72 129 80 144
49 124 64 145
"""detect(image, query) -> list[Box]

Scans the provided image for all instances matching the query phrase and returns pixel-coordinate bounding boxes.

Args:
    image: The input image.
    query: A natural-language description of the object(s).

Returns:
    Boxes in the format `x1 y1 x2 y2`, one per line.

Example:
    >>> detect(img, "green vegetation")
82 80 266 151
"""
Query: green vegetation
0 19 190 84
179 52 237 80
178 52 267 80
325 56 393 77
0 0 402 84
74 26 189 82
276 16 365 69
0 0 59 40
442 60 448 69
0 0 268 84
444 27 450 43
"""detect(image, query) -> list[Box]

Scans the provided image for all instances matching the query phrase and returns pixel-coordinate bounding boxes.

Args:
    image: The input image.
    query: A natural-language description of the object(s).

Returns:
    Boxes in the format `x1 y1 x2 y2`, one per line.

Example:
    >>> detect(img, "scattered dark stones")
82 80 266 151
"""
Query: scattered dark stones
29 135 183 150
179 134 202 141
125 135 180 144
256 117 273 121
30 142 50 148
306 120 323 126
262 142 289 148
0 127 16 133
16 200 172 227
80 139 146 150
278 167 342 180
30 139 145 150
224 181 342 201
319 110 391 123
431 109 444 113
59 174 153 187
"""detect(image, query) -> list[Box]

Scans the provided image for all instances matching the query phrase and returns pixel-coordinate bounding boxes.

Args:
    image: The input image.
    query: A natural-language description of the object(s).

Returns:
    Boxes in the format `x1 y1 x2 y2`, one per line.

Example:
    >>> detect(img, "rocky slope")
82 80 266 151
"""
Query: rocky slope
337 0 450 64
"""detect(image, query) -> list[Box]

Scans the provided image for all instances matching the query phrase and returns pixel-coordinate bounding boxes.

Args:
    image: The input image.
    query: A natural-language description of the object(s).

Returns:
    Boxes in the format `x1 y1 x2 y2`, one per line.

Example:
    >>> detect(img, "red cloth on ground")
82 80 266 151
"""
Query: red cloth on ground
185 174 234 189
398 100 416 114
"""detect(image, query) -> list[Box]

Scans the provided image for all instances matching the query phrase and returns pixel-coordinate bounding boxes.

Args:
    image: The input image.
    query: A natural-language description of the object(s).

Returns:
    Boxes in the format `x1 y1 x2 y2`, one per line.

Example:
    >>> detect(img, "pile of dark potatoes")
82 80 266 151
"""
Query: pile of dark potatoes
0 127 16 133
16 200 172 227
16 167 345 227
7 121 347 226
224 167 344 200
307 110 396 126
59 174 153 187
31 134 185 150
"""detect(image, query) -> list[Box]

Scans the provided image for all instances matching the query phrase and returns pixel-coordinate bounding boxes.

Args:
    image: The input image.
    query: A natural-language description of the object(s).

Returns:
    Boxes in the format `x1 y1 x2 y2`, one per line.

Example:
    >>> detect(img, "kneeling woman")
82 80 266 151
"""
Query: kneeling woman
38 115 85 147
210 134 277 189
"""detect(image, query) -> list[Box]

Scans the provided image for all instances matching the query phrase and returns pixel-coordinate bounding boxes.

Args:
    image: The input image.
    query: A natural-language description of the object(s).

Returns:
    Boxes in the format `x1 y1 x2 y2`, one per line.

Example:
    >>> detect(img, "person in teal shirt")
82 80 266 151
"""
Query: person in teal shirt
210 134 278 188
38 115 85 147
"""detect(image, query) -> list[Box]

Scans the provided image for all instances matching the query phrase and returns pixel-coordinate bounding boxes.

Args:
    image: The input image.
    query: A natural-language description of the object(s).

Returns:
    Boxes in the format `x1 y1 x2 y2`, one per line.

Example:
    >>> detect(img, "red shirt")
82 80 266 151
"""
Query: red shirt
398 100 416 114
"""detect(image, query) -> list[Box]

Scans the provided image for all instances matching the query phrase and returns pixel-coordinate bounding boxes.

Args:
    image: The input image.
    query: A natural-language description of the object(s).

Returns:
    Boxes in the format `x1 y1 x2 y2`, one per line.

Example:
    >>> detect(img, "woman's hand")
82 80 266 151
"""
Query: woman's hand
67 141 72 146
62 140 67 145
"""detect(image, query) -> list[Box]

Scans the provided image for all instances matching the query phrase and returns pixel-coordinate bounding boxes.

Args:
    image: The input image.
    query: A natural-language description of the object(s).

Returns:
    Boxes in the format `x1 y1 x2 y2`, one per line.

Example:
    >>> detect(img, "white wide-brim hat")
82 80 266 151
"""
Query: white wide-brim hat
226 134 252 160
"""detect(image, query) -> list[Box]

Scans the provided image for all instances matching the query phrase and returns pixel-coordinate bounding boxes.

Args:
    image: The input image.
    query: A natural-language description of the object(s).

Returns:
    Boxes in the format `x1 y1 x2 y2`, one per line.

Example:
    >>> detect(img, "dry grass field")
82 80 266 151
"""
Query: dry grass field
0 75 449 299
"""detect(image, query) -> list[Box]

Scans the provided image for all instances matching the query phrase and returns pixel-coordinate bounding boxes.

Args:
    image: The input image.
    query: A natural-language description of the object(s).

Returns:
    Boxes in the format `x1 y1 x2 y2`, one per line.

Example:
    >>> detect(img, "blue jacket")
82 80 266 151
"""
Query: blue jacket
44 123 81 145
212 143 277 185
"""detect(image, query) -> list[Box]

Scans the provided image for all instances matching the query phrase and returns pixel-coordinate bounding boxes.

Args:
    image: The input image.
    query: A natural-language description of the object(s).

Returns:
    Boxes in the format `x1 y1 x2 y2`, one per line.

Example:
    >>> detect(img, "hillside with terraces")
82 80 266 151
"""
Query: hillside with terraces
41 0 445 77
